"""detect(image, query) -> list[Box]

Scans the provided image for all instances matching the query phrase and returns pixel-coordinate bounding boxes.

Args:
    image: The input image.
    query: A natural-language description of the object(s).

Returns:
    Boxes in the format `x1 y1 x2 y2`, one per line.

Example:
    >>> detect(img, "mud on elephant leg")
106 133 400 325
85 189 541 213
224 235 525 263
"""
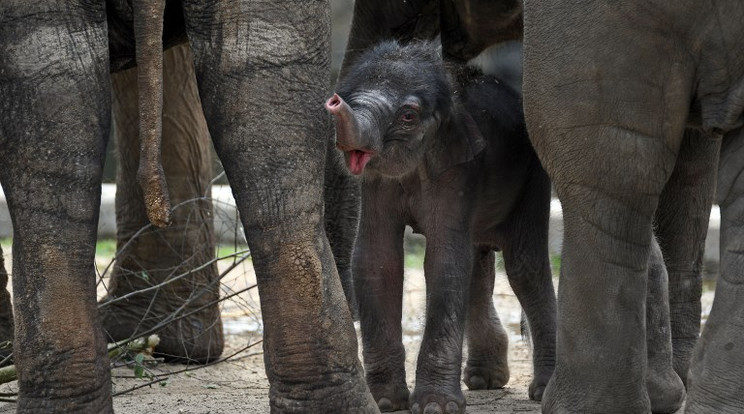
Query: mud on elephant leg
463 250 510 391
0 2 113 409
645 239 685 414
686 127 744 414
655 129 720 385
99 43 223 363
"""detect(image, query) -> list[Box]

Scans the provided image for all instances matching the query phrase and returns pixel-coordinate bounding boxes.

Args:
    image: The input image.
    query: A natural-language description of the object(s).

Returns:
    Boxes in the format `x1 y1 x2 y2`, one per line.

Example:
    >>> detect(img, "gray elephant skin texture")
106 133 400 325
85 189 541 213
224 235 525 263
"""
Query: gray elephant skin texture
0 1 377 413
328 41 556 414
522 1 744 413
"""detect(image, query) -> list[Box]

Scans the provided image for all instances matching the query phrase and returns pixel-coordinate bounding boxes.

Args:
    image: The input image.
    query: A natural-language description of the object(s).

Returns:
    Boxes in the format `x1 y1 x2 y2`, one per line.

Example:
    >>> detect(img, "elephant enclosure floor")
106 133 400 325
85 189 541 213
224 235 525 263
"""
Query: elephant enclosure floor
0 247 710 413
107 265 544 414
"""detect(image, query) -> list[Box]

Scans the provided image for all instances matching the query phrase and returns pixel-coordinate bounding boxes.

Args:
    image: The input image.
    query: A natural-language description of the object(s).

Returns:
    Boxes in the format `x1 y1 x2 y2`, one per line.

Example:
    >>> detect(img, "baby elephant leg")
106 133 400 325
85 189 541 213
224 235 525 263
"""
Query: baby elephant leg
464 249 510 390
500 169 557 401
645 238 686 413
410 236 472 414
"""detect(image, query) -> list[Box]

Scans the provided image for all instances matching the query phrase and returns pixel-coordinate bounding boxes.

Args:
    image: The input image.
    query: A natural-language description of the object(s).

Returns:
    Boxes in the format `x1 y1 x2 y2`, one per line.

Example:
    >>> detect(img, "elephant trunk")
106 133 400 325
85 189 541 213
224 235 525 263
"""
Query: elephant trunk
325 93 375 175
133 0 172 228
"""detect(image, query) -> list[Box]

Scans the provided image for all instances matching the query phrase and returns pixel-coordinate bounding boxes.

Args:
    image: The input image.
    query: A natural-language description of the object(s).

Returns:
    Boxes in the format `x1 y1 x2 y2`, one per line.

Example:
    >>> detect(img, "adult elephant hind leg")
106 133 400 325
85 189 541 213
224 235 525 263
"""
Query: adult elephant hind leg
645 239 685 414
101 42 223 363
0 2 112 411
463 249 510 392
686 126 744 413
524 3 693 410
181 1 377 412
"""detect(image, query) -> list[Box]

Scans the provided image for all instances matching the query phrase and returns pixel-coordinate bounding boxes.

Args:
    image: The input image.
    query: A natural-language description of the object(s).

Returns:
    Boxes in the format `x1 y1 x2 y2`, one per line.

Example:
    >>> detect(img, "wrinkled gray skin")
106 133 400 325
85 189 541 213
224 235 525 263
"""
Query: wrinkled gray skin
0 1 375 412
0 43 225 366
522 1 744 413
101 41 359 362
329 41 556 414
101 42 224 363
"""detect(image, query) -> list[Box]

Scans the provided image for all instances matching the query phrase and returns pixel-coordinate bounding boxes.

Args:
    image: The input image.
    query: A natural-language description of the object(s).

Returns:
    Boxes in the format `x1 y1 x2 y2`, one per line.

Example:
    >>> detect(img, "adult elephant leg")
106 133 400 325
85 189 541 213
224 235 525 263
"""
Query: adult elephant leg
182 1 377 412
0 2 112 411
686 126 744 413
523 3 693 411
654 128 719 383
101 43 223 363
646 238 686 414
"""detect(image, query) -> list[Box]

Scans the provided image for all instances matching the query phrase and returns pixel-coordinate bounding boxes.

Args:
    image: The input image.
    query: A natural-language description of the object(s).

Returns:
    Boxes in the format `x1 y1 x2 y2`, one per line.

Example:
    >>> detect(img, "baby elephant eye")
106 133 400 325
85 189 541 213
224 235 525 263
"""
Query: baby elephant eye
398 108 419 126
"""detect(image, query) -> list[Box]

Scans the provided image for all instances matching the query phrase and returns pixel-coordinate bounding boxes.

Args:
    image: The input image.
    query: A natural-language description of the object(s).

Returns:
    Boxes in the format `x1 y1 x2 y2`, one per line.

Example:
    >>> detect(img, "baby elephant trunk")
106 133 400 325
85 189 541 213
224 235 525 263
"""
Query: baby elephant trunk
325 94 374 175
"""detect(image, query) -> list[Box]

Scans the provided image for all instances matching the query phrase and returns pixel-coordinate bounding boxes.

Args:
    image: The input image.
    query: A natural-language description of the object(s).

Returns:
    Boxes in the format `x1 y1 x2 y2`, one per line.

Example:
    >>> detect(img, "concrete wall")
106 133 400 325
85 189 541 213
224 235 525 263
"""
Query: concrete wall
0 186 721 276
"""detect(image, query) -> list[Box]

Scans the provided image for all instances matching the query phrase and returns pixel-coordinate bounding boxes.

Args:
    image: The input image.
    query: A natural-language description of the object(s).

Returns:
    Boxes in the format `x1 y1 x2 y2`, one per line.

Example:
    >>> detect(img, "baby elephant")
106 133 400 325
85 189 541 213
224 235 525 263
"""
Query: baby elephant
326 41 556 414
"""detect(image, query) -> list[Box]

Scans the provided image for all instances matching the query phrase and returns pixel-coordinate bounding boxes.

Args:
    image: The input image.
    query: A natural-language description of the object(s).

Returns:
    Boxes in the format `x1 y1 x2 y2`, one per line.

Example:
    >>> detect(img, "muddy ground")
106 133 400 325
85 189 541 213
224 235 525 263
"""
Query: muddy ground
0 249 713 413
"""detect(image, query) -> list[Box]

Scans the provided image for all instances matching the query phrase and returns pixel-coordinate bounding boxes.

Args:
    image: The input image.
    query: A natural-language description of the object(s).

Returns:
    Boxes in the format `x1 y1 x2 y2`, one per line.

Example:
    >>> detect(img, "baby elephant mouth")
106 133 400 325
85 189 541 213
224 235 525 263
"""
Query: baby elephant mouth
345 149 374 175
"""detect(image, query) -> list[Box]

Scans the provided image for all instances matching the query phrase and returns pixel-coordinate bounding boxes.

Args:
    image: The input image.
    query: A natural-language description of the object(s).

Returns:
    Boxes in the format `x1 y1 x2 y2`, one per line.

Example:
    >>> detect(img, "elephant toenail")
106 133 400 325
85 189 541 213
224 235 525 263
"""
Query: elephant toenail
423 402 443 414
445 401 460 414
411 402 421 414
377 397 393 411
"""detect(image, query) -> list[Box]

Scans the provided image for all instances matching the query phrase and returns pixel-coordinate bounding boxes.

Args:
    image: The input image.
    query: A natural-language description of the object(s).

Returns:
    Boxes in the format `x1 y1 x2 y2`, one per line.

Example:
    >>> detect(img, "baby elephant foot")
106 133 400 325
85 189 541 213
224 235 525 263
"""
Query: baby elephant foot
463 360 509 390
527 364 554 401
410 385 465 414
367 381 410 412
646 364 685 413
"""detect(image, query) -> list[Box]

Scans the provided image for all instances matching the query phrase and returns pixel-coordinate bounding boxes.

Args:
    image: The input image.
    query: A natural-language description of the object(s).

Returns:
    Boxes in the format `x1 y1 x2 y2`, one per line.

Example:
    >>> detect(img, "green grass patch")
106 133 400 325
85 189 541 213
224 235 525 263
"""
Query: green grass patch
216 244 250 260
96 239 117 258
550 254 561 275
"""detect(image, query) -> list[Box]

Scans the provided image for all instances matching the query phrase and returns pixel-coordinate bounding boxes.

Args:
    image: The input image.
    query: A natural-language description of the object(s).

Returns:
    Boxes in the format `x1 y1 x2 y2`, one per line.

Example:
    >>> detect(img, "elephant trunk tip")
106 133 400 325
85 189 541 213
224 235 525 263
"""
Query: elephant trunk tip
325 93 343 113
325 93 375 175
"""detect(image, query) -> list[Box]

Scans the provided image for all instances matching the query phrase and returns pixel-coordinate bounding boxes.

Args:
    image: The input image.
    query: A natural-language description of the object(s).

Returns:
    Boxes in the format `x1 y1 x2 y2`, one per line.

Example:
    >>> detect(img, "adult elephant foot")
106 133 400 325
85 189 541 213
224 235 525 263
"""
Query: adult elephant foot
99 278 224 363
367 380 410 412
409 384 466 414
249 232 379 414
101 43 224 363
463 325 510 391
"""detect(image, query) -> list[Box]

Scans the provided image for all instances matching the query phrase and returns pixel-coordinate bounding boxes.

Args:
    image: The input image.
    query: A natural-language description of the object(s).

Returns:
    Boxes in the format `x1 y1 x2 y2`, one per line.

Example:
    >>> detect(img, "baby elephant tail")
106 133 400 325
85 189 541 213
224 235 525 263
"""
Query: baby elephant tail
133 0 172 228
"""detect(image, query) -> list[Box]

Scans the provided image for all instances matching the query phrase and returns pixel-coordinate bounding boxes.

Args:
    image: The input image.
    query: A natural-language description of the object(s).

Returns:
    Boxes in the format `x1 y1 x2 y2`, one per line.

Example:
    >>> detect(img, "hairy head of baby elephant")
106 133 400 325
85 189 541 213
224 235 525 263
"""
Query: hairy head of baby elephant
326 40 557 414
326 41 458 177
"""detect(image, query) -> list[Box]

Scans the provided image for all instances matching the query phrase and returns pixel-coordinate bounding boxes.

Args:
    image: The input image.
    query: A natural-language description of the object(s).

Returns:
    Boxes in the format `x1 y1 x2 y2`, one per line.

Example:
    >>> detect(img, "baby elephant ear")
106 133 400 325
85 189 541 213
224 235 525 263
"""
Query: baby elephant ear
425 109 487 180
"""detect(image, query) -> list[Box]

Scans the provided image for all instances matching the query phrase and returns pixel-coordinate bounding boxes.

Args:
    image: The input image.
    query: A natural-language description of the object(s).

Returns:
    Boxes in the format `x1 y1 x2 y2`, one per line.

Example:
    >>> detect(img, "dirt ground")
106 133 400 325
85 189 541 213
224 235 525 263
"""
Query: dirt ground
0 254 543 413
106 266 543 414
0 251 713 413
